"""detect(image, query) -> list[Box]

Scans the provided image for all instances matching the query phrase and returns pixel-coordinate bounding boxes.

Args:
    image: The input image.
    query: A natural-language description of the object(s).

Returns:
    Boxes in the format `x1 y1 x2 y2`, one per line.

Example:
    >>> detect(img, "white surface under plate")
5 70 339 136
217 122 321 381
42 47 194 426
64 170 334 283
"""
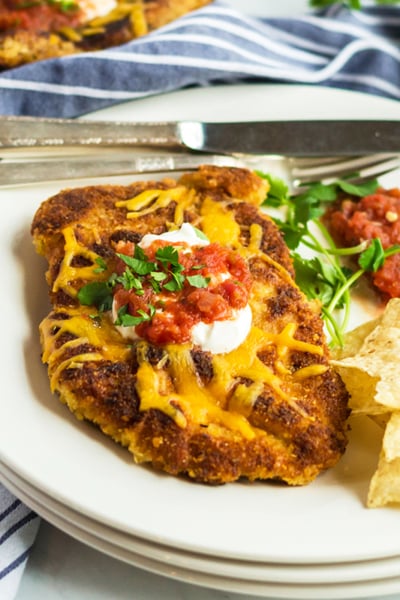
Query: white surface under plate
1 84 400 567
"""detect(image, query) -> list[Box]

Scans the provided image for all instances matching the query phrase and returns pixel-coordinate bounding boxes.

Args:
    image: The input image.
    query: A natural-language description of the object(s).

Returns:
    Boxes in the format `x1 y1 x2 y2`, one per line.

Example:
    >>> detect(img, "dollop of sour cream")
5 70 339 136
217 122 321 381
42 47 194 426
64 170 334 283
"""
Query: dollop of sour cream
112 223 252 354
191 305 252 354
139 222 209 250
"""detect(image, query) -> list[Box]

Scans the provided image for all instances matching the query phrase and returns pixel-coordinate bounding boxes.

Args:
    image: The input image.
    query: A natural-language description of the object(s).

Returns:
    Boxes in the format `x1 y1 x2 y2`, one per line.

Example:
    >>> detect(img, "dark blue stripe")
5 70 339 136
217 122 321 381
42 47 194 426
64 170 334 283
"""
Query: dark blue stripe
0 511 37 546
0 499 21 523
0 546 32 580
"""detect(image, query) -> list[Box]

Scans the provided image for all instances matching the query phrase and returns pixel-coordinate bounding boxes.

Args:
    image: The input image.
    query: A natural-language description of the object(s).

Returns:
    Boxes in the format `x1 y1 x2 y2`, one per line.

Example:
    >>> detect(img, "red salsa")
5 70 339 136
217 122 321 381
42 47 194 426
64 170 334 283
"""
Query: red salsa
113 239 252 346
0 1 83 32
326 187 400 298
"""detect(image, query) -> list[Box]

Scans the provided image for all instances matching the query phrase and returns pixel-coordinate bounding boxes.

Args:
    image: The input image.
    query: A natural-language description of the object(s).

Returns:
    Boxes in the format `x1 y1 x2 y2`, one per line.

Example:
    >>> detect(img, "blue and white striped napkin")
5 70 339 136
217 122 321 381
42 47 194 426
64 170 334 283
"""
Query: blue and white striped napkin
0 486 40 600
0 1 399 597
0 1 398 118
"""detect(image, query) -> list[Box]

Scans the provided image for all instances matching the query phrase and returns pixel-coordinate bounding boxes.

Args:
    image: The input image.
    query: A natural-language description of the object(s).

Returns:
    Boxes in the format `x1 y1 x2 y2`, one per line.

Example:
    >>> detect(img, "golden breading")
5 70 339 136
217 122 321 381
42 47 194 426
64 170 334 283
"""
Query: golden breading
0 0 211 69
31 166 349 485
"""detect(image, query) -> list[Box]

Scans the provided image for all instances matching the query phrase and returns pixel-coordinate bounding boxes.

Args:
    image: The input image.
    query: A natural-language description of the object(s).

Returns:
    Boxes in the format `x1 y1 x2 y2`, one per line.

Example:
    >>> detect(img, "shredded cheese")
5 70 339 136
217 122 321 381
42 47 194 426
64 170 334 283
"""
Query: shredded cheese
40 306 131 392
129 3 148 37
52 226 104 297
115 187 187 219
200 196 241 247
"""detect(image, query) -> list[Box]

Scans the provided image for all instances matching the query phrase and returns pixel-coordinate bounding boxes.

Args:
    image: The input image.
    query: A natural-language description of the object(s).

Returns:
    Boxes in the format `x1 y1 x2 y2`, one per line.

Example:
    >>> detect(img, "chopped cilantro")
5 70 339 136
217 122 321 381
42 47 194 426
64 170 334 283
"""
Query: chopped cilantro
164 271 186 292
78 240 212 328
117 251 156 276
115 304 156 327
156 245 182 268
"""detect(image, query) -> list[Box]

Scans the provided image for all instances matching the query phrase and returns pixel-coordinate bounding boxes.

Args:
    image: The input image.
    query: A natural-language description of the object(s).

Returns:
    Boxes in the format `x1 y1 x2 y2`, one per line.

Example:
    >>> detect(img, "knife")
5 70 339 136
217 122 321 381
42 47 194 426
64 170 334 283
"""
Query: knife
0 117 399 155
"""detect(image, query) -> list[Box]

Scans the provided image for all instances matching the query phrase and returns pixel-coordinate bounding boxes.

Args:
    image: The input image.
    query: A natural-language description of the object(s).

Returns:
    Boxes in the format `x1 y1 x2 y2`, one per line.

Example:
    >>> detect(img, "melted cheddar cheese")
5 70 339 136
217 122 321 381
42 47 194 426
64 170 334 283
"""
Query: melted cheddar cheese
200 197 241 247
115 187 195 227
40 306 131 392
52 226 105 297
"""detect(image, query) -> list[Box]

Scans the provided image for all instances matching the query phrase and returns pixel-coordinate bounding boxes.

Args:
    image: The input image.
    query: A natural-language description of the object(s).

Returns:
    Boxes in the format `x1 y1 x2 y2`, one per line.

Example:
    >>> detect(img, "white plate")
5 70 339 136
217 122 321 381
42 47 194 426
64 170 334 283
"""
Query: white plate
1 84 400 567
3 457 400 588
4 465 400 600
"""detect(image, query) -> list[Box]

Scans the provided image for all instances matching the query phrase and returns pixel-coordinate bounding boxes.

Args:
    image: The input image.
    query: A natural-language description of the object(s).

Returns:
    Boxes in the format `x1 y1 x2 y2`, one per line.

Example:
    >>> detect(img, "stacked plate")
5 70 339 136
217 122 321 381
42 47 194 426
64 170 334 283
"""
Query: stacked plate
1 85 400 600
3 420 400 600
2 415 400 600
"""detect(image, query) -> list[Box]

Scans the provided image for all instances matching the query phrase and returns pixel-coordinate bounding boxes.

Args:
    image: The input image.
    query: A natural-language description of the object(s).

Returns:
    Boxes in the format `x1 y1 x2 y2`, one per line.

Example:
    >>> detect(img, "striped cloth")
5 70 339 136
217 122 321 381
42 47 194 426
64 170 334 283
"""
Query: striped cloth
0 1 398 118
0 486 40 600
0 1 399 597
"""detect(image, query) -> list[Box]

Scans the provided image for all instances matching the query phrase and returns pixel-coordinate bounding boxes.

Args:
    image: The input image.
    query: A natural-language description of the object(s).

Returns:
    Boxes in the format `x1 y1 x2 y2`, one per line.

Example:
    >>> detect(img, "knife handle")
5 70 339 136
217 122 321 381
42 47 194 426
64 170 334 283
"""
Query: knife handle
0 116 183 149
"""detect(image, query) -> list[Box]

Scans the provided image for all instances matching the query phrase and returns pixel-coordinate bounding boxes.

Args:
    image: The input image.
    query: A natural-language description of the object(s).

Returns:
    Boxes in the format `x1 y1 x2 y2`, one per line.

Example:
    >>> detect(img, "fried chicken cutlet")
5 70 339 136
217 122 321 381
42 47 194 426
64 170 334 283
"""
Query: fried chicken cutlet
0 0 211 69
31 165 349 485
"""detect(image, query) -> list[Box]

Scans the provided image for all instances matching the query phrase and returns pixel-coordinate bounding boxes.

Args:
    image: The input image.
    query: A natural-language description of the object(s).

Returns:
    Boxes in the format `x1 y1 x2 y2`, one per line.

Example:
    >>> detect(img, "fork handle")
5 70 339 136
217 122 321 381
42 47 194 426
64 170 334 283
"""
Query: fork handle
0 154 237 186
0 116 183 149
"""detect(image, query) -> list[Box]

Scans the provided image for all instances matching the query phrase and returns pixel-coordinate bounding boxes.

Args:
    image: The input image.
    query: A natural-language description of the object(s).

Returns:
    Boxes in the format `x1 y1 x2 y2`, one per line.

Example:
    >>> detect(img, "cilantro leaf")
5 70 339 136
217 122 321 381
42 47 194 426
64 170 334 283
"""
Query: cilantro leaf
115 304 156 327
117 252 155 276
337 178 379 197
156 245 181 267
292 254 348 309
294 194 325 226
301 182 338 202
358 239 386 272
117 269 144 294
93 256 108 274
164 271 185 291
359 239 400 273
258 171 289 207
187 275 211 288
274 220 304 250
151 271 168 282
77 281 113 312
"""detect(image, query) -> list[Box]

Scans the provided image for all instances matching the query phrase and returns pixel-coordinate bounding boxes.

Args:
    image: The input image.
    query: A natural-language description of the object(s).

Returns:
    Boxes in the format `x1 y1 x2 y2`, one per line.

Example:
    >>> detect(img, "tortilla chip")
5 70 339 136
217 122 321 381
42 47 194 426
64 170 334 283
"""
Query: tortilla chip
383 412 400 462
368 412 400 507
331 299 400 507
332 318 380 361
331 299 400 413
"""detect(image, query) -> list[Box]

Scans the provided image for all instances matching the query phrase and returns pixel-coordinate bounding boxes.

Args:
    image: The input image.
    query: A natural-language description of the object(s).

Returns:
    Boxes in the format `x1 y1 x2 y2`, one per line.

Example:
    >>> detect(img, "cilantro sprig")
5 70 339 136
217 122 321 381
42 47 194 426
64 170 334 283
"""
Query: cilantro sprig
78 243 210 328
259 172 400 347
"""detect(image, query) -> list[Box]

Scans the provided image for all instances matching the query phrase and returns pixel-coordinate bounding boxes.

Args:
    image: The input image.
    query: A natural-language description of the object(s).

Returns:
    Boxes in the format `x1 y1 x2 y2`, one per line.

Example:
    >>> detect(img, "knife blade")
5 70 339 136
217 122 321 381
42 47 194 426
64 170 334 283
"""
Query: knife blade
0 116 398 155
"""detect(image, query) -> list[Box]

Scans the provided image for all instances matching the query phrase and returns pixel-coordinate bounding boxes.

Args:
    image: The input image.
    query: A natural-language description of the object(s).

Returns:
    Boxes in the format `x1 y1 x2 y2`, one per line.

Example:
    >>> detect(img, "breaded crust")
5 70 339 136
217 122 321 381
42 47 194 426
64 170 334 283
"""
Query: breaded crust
31 165 349 485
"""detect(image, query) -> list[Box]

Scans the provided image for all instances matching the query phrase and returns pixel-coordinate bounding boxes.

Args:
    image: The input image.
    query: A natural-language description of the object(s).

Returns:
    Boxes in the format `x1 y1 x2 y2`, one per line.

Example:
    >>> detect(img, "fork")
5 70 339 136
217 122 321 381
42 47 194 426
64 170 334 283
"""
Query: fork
288 153 400 187
0 151 398 189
